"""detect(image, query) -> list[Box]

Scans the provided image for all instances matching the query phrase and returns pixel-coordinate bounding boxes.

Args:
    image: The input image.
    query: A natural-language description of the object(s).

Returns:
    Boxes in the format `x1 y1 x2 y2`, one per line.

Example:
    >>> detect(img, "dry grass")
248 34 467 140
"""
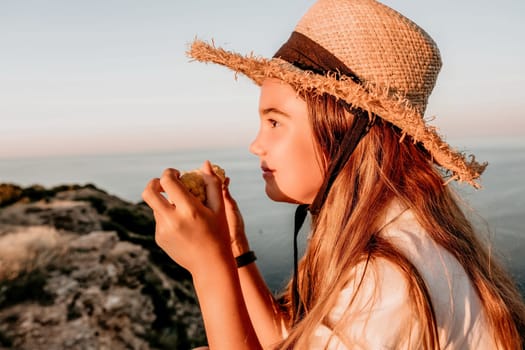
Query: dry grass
0 226 64 281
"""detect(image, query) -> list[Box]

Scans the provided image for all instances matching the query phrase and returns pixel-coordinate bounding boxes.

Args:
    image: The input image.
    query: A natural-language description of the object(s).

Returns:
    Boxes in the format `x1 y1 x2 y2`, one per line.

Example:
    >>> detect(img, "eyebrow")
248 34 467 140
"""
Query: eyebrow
260 107 291 118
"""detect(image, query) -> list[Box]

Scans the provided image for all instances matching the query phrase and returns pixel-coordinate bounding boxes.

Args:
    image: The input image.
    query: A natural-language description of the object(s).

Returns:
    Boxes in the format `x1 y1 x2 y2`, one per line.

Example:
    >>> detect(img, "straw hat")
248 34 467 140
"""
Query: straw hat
188 0 487 188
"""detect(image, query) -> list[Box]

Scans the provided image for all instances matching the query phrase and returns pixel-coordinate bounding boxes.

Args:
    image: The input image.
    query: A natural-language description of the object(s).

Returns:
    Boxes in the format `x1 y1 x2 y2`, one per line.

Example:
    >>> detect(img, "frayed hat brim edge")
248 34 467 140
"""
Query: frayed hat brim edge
188 39 487 189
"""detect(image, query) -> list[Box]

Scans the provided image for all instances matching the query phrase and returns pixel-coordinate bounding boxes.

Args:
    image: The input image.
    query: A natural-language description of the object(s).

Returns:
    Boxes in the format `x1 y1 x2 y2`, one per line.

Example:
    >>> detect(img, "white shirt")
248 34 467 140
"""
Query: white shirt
309 203 499 349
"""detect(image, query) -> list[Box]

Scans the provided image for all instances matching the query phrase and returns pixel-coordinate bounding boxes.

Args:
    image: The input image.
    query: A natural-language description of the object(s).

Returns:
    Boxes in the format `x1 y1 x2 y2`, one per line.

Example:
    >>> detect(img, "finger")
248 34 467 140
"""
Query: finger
142 178 172 212
200 160 223 212
223 181 240 216
223 176 230 190
222 177 235 205
159 168 196 207
201 160 214 176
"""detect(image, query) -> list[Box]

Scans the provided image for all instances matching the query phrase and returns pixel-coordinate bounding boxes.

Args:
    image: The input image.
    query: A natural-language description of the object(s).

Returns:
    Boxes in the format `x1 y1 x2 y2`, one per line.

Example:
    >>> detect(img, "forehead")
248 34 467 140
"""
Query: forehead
259 78 307 115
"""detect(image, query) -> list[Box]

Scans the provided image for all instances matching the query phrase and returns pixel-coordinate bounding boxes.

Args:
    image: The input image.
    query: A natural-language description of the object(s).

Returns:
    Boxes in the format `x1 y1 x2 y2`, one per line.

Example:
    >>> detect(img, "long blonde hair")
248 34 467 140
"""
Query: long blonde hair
277 93 525 349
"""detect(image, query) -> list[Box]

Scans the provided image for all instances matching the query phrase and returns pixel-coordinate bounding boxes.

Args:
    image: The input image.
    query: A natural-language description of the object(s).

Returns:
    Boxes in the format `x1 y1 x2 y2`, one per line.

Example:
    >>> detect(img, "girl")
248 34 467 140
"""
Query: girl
142 0 525 348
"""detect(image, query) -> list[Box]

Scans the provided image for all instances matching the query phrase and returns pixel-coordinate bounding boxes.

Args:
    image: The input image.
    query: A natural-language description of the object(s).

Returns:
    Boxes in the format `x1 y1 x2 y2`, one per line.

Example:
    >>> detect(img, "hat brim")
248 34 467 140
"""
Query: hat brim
188 39 487 189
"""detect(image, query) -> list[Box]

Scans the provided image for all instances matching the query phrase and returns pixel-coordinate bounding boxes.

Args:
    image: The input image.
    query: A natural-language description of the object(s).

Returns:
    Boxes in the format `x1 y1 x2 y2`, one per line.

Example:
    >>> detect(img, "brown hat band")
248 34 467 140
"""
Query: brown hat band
274 31 361 85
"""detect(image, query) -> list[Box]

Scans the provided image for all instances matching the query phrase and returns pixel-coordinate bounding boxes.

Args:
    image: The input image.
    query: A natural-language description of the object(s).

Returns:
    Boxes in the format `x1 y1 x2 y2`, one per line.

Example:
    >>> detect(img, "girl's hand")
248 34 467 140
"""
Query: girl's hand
142 160 232 275
222 178 251 257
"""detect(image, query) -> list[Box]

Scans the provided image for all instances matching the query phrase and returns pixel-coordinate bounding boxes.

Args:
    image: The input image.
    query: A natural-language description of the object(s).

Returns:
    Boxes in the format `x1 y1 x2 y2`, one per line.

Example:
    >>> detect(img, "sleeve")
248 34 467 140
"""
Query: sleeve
308 258 421 350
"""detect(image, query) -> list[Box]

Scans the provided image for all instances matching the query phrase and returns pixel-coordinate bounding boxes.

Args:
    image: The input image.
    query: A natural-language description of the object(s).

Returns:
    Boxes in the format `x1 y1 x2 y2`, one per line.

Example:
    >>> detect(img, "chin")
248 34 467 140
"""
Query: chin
265 185 302 204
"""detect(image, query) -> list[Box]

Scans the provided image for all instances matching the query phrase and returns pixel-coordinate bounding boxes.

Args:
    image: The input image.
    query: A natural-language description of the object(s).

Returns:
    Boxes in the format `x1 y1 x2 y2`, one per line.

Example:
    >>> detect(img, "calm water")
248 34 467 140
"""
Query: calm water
1 142 524 292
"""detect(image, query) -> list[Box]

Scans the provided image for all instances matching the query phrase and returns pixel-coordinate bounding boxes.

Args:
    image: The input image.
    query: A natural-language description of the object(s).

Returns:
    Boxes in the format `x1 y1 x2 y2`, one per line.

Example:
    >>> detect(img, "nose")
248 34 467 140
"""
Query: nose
249 131 265 156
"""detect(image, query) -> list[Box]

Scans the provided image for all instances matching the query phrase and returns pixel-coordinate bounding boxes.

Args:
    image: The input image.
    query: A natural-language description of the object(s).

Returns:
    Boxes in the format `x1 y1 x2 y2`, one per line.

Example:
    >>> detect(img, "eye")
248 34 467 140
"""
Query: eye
268 119 280 128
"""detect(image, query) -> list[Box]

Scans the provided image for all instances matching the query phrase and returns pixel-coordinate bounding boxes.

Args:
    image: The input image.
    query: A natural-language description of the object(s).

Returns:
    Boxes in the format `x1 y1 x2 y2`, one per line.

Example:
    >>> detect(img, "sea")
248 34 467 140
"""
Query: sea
1 140 524 293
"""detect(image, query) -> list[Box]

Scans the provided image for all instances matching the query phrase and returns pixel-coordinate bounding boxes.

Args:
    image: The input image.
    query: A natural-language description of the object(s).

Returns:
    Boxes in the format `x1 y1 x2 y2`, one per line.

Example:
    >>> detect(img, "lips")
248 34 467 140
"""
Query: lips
261 163 275 178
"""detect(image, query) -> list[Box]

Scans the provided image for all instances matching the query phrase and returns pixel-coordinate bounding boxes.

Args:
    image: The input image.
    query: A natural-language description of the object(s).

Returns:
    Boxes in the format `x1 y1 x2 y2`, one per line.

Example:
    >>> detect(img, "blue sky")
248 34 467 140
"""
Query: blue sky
1 0 524 158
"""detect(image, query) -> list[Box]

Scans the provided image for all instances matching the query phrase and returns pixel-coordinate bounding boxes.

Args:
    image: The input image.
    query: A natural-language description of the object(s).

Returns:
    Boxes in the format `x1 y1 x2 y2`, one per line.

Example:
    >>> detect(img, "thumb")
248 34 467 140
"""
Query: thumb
200 160 223 213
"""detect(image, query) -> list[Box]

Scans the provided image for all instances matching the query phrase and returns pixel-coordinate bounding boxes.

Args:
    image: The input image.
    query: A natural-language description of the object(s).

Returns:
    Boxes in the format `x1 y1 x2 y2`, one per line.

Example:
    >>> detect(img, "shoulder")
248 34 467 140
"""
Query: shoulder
377 205 499 349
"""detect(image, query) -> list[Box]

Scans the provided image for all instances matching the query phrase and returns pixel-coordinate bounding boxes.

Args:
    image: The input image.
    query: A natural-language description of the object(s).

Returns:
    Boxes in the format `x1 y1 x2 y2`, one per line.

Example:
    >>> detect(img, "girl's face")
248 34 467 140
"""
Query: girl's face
250 78 324 204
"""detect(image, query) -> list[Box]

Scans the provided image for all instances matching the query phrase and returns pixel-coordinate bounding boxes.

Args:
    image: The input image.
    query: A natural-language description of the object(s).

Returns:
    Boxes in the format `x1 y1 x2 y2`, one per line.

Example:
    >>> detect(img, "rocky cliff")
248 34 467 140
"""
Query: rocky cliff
0 183 205 349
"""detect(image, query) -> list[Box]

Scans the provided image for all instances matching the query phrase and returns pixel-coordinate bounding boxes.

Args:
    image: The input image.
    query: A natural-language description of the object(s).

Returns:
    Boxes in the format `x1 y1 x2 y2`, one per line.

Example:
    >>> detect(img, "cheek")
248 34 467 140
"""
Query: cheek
289 160 323 202
274 143 324 204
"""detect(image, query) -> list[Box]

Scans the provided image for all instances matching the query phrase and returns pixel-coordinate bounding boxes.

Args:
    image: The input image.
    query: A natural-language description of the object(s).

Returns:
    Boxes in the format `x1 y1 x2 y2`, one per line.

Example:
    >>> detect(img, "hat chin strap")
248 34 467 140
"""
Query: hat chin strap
291 108 374 324
309 109 375 215
292 203 309 323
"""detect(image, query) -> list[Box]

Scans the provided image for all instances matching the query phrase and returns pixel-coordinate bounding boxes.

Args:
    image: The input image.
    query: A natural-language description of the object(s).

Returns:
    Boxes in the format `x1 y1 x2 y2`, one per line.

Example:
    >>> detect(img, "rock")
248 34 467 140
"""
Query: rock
0 200 102 233
0 184 206 349
0 184 23 208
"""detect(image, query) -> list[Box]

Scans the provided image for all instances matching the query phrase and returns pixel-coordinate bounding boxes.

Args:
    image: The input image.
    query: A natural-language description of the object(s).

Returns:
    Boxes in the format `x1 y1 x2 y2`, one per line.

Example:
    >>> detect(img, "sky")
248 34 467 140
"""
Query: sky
1 0 524 158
